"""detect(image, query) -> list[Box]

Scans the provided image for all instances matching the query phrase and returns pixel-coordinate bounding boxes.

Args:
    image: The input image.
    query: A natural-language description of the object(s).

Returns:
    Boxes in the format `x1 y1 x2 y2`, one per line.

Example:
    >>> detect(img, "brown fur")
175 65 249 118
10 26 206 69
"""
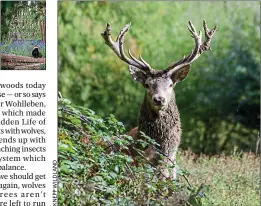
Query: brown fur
127 92 181 179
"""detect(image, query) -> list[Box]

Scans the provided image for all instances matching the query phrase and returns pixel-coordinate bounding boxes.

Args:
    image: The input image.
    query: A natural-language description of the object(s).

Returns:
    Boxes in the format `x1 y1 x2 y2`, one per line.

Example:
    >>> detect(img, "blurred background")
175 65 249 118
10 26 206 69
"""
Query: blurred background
58 1 260 155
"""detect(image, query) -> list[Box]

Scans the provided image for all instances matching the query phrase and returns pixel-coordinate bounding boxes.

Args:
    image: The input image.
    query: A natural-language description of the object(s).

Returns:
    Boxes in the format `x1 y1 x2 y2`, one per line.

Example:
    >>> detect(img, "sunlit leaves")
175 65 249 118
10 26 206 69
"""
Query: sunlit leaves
58 97 209 205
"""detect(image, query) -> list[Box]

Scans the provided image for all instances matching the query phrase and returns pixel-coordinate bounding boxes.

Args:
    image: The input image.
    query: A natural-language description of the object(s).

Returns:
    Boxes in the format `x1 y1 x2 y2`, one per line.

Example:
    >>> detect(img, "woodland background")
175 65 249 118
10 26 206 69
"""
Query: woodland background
1 1 46 70
1 1 46 43
58 1 260 155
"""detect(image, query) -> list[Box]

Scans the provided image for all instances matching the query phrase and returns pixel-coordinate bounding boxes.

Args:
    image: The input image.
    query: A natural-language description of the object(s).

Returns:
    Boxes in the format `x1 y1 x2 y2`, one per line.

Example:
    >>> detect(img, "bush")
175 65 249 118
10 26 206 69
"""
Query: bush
58 96 210 205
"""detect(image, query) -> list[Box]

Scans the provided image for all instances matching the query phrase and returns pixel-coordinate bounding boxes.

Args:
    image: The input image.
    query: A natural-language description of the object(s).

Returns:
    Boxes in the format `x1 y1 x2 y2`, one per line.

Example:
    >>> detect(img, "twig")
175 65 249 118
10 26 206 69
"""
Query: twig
256 132 260 155
59 107 92 124
180 173 192 189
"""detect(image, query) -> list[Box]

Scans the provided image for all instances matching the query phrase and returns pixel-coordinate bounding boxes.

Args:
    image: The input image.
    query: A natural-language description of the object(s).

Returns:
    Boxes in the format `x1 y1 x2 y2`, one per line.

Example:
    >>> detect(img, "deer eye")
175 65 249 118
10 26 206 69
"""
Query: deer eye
145 83 149 88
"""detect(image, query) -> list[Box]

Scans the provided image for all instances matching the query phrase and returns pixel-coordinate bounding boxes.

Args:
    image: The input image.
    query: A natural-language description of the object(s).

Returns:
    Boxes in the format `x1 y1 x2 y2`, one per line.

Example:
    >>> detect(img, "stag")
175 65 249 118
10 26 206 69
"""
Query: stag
101 21 217 179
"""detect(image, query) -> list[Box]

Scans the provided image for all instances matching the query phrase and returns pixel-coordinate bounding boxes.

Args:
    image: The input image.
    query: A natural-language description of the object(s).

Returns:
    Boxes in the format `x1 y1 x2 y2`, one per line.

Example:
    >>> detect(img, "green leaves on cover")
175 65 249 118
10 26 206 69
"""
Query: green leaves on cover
58 97 210 205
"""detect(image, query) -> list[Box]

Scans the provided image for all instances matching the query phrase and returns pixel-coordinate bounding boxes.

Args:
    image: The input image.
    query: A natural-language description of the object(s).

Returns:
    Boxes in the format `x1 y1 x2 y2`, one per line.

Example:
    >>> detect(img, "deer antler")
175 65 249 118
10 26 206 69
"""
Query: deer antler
166 20 217 75
101 23 153 74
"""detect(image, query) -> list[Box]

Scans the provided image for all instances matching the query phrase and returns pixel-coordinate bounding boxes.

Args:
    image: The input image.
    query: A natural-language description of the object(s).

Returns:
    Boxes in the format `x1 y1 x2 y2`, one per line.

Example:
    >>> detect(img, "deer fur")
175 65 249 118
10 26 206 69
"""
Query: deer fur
139 91 181 178
102 21 217 179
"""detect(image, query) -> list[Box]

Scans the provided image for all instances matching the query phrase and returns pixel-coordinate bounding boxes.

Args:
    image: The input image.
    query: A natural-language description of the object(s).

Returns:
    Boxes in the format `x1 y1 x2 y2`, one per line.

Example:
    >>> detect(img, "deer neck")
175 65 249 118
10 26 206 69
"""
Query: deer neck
138 91 181 146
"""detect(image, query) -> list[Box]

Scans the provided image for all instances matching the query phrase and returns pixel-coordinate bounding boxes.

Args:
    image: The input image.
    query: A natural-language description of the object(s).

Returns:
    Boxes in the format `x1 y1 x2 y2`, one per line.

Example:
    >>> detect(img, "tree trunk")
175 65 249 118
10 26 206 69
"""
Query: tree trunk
1 54 45 70
1 54 45 63
41 7 46 43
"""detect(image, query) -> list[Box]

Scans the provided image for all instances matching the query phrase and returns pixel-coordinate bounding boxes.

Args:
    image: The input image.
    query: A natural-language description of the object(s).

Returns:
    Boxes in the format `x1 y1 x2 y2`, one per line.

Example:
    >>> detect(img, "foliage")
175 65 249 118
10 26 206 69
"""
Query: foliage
1 1 45 42
180 150 260 206
58 97 209 206
1 1 46 66
58 97 259 205
58 1 260 155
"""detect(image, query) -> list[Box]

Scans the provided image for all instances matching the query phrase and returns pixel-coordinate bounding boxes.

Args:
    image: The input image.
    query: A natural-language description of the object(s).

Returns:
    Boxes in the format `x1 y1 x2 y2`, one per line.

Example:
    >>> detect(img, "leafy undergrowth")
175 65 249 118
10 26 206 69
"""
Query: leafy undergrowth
58 97 209 206
180 150 260 206
58 97 260 205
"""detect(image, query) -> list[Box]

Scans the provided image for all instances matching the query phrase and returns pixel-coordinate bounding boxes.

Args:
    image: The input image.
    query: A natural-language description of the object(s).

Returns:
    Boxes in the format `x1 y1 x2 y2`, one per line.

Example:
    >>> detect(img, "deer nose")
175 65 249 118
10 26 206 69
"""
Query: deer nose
153 96 166 105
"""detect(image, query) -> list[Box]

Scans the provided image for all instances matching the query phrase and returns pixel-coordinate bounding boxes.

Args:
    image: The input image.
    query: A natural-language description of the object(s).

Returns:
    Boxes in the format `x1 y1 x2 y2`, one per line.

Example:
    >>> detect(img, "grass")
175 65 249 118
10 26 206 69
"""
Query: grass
179 150 260 206
58 97 260 206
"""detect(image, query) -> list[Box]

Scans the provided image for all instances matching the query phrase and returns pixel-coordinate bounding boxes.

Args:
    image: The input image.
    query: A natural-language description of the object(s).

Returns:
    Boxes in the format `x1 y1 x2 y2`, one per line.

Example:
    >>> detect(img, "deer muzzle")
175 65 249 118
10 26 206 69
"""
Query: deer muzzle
153 96 166 106
151 94 168 112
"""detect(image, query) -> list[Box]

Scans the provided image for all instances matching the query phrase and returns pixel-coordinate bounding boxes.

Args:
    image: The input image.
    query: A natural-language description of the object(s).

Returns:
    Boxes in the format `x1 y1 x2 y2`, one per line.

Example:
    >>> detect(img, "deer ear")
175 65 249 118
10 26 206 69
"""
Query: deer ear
171 64 191 83
129 65 147 84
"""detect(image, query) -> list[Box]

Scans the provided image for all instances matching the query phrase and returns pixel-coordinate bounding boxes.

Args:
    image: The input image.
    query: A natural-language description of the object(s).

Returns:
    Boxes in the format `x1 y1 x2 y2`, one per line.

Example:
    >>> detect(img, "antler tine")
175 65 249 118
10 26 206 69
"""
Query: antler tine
118 23 133 63
199 20 218 53
101 23 119 56
166 20 217 75
101 23 152 74
128 49 143 65
140 55 151 69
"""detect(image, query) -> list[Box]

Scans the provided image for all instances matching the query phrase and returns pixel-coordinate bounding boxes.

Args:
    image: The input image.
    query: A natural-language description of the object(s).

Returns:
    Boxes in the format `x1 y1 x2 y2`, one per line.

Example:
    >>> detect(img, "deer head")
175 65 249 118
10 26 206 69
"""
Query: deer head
101 21 217 112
